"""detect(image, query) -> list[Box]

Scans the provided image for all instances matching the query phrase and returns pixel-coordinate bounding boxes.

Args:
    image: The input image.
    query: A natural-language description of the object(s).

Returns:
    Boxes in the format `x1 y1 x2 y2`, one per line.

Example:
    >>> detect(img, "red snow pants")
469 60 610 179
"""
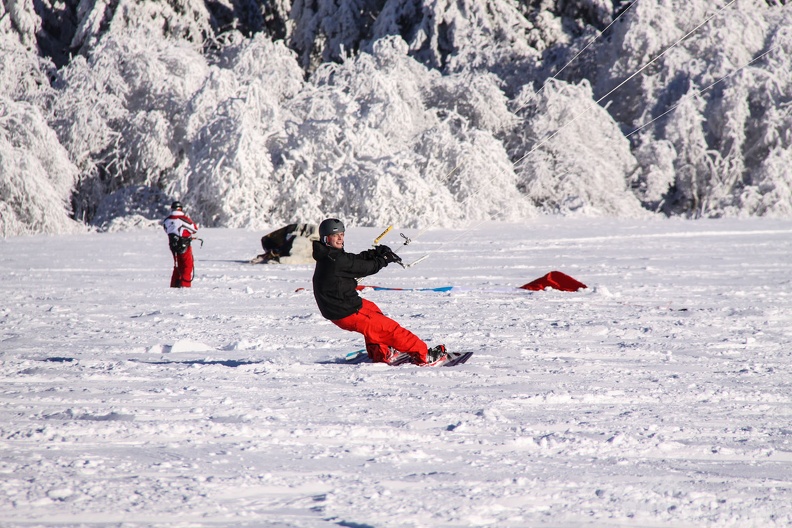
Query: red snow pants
170 247 194 288
332 299 428 363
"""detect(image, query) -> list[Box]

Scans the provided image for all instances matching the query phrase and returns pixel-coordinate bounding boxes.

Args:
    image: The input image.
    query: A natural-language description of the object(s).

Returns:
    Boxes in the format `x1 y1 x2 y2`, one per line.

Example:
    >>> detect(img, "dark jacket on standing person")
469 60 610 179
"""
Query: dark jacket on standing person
312 241 388 320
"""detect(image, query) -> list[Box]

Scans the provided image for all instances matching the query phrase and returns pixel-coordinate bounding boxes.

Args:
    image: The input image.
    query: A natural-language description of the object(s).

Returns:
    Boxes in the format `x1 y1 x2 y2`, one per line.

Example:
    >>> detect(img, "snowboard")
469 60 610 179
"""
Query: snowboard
344 349 472 367
439 351 474 366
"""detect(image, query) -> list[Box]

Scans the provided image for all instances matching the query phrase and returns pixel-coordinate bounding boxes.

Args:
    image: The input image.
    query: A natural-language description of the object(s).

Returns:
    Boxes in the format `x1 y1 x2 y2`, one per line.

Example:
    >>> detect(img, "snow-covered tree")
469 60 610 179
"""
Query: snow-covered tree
270 36 534 228
288 0 549 96
0 7 82 236
1 0 53 101
50 29 211 224
510 78 645 216
70 0 214 53
581 0 792 217
1 0 39 49
0 96 82 236
660 93 716 217
288 0 384 72
168 33 305 228
4 0 792 237
630 135 677 212
740 145 792 217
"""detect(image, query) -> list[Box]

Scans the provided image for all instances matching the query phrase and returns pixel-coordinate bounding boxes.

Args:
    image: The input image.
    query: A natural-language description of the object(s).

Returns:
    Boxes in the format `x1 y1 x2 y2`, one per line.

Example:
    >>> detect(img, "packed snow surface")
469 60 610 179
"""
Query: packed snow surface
1 218 791 526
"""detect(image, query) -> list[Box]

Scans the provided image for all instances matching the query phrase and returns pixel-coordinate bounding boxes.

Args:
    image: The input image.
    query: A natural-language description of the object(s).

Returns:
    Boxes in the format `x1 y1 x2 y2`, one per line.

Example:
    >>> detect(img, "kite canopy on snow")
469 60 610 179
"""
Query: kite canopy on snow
520 271 587 292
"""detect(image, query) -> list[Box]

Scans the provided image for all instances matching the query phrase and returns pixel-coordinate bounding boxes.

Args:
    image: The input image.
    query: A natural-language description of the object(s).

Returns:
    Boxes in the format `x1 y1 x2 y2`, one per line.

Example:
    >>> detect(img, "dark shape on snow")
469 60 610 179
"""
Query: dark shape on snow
129 358 264 368
334 521 376 528
250 223 319 264
520 271 587 292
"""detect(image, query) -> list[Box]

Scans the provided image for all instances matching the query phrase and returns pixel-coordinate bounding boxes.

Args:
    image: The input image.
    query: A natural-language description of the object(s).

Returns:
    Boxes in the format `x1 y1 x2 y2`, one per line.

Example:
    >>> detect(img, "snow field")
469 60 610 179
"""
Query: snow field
1 218 791 526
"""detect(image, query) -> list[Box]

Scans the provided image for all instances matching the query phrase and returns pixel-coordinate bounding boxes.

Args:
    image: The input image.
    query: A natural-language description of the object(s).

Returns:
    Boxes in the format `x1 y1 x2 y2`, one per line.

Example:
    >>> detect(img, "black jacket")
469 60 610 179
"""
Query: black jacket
312 241 388 320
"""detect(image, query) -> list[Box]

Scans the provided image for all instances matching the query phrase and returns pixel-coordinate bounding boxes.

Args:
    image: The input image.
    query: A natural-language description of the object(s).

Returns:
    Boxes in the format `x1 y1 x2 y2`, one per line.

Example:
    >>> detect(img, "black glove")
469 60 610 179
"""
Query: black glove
375 245 401 264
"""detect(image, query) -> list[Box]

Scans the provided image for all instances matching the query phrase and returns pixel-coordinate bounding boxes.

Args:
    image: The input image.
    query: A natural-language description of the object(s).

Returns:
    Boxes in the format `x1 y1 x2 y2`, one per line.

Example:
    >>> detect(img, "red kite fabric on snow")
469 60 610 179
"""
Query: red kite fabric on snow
520 271 587 292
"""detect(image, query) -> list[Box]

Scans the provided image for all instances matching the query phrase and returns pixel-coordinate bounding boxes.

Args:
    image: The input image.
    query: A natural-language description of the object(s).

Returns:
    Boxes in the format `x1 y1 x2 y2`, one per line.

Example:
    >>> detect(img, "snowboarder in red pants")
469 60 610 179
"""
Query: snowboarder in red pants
162 201 199 288
312 218 447 365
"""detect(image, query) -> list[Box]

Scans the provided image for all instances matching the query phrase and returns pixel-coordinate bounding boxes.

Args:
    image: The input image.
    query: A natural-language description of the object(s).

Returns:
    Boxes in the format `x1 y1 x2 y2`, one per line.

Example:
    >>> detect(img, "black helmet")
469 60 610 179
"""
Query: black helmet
319 218 345 237
171 201 183 211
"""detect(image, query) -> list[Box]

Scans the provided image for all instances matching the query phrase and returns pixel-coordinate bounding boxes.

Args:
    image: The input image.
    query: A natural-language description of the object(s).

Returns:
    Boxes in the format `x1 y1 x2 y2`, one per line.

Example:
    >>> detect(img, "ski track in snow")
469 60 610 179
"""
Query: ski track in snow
1 218 791 527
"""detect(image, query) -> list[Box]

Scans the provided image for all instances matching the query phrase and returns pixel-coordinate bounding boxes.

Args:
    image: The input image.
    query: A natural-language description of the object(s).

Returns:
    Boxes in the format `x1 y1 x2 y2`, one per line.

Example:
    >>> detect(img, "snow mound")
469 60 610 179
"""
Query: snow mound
147 340 216 354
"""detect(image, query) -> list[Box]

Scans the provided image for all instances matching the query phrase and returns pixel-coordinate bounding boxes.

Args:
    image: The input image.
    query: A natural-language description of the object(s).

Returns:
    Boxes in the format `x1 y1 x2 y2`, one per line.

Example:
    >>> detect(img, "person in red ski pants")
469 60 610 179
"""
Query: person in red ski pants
333 298 428 362
162 201 199 288
170 247 194 288
311 218 447 365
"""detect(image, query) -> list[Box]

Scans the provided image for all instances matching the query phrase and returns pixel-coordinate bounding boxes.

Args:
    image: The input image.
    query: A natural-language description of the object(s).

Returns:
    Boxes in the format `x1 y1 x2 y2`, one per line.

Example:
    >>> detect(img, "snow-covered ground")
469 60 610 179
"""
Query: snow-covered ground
1 218 791 527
